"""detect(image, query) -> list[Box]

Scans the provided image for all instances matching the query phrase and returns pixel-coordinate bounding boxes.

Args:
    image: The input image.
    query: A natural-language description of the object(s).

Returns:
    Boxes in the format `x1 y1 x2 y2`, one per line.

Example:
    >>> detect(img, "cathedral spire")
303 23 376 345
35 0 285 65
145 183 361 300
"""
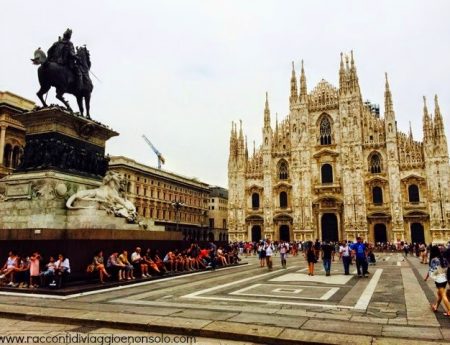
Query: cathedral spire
339 52 347 95
245 135 248 159
384 73 394 116
434 95 447 150
264 92 271 128
289 61 298 105
349 50 360 94
299 60 308 103
408 121 413 141
422 96 433 143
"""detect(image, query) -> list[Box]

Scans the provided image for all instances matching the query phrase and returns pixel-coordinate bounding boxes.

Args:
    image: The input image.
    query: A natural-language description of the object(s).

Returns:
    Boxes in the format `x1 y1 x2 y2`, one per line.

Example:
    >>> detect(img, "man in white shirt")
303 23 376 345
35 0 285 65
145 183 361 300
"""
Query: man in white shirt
52 254 70 288
264 239 275 270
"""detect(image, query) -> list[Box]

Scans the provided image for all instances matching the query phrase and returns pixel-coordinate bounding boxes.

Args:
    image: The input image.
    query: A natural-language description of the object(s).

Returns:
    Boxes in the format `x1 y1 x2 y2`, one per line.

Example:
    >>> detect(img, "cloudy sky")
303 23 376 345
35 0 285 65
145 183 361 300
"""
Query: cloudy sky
1 1 449 187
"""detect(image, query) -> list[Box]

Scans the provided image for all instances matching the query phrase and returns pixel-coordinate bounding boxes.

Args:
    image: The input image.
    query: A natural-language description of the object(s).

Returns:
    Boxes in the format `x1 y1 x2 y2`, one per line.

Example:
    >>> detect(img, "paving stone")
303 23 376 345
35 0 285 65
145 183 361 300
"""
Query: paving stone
301 319 382 336
171 309 238 321
387 318 407 325
373 337 449 345
382 325 443 340
279 328 373 345
228 312 307 328
202 321 284 338
441 328 450 341
350 315 389 324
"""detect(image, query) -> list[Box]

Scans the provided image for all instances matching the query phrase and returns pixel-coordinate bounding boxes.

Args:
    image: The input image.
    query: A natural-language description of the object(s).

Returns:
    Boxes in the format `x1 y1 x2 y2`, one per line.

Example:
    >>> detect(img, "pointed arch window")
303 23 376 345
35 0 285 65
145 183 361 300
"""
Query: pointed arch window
321 164 333 184
280 191 288 208
408 184 420 203
251 193 260 209
370 153 382 173
320 117 332 145
278 160 289 180
372 186 383 204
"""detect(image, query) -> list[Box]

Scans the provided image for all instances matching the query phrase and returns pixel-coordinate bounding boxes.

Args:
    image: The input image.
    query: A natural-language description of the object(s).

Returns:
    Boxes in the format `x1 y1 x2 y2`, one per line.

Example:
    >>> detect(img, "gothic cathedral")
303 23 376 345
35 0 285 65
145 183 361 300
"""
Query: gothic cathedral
228 52 450 244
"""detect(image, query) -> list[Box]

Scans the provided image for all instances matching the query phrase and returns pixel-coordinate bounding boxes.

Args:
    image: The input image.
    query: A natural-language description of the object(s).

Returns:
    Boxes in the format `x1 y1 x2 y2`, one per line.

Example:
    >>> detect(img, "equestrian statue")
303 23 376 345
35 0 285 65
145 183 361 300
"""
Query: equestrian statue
32 29 94 118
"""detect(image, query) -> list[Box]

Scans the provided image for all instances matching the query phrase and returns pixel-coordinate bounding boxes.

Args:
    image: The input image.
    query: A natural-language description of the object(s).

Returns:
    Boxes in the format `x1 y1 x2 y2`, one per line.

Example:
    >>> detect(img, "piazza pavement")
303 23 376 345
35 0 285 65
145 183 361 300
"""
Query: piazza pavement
0 252 449 345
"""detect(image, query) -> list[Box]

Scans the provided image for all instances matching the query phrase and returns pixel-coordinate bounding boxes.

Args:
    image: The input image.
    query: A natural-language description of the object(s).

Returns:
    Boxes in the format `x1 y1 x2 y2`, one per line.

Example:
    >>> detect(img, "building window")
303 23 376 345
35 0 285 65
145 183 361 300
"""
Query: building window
211 206 215 210
370 153 382 173
223 219 227 229
320 117 332 145
278 160 289 180
251 193 260 209
280 191 288 208
408 184 420 202
321 164 333 184
209 218 214 229
372 186 383 204
136 186 140 195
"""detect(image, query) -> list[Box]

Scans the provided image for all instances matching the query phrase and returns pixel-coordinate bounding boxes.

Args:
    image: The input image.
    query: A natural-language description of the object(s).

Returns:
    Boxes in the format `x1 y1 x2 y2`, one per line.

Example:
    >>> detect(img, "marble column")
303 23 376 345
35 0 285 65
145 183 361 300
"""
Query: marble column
0 126 6 165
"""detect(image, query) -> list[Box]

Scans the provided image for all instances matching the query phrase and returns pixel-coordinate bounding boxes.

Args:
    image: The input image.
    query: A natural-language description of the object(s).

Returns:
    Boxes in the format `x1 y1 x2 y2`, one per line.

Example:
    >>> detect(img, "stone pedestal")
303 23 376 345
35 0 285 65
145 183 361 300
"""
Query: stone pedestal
0 107 159 231
15 107 118 179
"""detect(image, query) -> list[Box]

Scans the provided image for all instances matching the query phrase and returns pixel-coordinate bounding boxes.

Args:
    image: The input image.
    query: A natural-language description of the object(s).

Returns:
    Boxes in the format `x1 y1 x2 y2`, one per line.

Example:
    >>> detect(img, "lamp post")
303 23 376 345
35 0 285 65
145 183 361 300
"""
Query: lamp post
172 201 184 232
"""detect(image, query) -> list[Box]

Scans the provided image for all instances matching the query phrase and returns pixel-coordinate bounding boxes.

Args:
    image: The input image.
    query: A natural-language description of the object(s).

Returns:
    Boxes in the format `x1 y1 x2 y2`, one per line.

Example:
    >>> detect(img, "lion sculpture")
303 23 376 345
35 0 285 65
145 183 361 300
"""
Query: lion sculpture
66 171 137 222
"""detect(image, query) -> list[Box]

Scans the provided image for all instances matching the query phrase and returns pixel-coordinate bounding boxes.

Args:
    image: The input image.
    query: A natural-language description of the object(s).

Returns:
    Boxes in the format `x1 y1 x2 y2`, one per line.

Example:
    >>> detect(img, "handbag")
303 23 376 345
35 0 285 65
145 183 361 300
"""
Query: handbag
86 264 95 273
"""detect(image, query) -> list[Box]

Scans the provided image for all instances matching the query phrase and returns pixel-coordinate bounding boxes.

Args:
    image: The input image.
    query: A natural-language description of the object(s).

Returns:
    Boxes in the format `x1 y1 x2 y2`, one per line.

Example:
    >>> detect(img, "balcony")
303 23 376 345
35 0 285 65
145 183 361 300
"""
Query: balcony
367 202 389 210
403 201 427 210
314 182 341 194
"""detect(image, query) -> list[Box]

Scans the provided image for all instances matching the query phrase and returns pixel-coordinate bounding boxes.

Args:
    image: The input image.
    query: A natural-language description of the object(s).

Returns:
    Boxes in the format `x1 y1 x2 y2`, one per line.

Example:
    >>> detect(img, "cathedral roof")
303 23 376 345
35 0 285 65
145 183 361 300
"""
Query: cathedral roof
308 79 339 111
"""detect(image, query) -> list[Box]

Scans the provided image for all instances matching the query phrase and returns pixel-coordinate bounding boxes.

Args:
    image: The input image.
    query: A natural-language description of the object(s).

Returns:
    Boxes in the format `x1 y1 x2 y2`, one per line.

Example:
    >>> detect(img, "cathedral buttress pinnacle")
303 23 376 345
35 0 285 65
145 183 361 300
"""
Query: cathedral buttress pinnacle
264 92 271 127
299 60 308 103
290 61 298 106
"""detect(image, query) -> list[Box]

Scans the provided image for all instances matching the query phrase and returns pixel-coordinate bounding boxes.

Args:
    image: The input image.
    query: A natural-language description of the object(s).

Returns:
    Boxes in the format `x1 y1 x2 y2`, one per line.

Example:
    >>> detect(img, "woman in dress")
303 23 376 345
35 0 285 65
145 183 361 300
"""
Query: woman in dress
93 250 110 283
306 243 317 276
257 241 266 267
424 245 450 316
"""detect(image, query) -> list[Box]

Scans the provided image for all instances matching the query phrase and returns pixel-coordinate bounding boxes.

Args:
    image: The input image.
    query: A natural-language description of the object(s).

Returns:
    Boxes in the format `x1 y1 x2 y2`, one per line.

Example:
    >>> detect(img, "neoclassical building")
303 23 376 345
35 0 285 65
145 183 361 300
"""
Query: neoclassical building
228 53 450 244
0 91 34 178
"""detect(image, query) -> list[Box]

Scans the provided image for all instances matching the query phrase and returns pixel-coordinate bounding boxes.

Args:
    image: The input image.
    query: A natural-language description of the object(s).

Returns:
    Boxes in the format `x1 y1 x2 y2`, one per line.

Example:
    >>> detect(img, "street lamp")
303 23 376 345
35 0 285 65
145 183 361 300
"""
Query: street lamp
171 201 185 232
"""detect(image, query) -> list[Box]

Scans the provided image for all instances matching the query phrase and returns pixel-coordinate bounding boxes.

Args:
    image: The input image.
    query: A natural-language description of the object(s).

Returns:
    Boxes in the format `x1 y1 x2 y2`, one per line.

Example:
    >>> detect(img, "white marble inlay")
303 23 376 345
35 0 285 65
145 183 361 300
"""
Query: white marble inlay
272 287 303 294
270 273 353 285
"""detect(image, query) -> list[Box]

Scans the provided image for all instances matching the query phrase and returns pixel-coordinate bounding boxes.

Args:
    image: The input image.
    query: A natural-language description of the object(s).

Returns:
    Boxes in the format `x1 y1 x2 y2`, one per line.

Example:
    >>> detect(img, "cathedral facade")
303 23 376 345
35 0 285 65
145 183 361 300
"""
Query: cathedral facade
228 53 450 244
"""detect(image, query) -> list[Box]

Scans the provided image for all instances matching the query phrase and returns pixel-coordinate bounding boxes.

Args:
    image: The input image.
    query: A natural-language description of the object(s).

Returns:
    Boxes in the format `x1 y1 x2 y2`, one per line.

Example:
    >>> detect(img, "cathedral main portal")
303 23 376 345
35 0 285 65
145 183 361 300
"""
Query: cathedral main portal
321 213 339 242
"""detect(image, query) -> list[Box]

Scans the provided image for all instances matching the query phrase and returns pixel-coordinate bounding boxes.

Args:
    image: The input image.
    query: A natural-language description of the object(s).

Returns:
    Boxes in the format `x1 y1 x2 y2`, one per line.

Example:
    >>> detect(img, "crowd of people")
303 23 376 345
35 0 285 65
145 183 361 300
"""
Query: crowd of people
0 243 241 289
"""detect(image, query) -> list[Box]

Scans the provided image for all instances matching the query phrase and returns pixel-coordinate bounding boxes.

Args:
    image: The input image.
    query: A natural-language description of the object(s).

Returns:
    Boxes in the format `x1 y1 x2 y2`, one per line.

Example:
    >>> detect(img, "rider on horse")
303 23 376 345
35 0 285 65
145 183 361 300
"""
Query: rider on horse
47 29 83 89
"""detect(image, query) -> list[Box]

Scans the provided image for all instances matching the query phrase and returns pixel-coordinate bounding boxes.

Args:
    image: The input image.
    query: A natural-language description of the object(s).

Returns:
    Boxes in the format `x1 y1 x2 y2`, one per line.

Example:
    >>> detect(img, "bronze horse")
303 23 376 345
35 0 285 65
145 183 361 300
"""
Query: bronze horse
32 47 93 118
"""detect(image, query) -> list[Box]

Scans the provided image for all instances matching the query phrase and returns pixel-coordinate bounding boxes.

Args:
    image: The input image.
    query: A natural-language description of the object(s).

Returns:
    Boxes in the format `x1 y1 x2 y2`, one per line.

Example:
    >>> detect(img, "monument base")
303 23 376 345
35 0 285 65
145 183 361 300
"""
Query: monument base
0 169 162 230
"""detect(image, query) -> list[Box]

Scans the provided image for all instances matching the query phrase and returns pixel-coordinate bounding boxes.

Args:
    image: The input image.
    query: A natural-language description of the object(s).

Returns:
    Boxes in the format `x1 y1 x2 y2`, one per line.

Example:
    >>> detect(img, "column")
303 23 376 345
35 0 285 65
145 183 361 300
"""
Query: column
0 126 6 165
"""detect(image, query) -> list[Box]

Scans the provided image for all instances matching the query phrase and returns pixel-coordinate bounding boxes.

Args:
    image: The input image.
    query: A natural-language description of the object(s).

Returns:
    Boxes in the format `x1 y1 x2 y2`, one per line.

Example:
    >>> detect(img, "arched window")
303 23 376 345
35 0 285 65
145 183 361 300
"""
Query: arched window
251 193 260 209
320 117 332 145
278 160 289 180
321 164 333 184
280 191 288 208
408 184 420 202
372 186 383 204
370 153 382 173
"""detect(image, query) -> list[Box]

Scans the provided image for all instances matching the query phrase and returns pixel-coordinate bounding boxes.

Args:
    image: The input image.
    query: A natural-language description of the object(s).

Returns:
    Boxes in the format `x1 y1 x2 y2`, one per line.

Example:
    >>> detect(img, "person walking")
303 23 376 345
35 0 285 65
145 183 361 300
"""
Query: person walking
264 239 275 271
424 245 450 316
306 243 317 276
351 237 368 277
257 241 266 267
339 241 352 275
321 241 334 276
279 241 289 269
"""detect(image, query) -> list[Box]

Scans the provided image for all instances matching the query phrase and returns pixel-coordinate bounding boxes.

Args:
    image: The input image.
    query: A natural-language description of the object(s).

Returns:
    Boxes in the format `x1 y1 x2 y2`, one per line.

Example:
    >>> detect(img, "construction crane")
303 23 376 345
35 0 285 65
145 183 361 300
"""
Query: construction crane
142 134 165 169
